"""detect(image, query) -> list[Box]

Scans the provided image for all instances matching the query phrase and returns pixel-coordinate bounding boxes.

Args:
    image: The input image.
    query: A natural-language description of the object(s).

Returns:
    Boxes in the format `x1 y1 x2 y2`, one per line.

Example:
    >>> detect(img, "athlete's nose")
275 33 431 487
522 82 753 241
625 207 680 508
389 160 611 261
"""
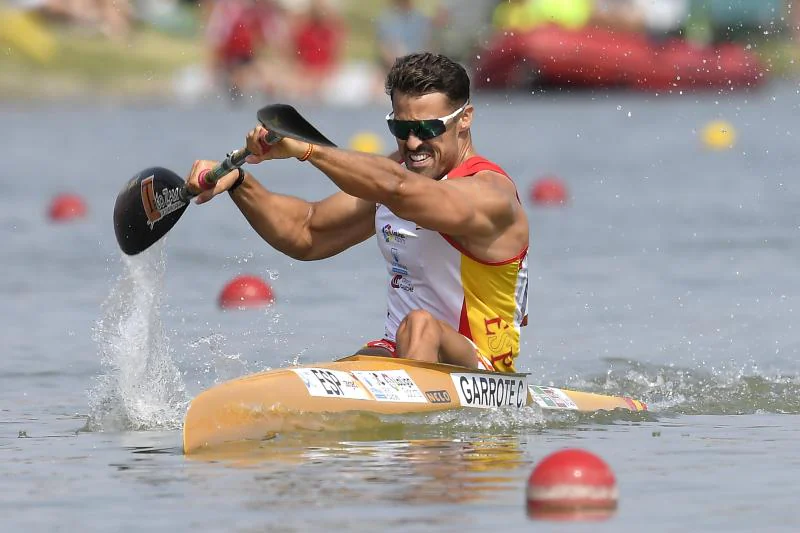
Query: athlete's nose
404 133 423 151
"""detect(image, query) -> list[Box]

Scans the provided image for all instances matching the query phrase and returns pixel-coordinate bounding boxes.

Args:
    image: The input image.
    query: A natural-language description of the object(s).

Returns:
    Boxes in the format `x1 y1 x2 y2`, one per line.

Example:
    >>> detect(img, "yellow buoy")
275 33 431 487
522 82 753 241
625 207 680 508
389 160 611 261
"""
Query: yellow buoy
701 120 736 150
349 132 384 154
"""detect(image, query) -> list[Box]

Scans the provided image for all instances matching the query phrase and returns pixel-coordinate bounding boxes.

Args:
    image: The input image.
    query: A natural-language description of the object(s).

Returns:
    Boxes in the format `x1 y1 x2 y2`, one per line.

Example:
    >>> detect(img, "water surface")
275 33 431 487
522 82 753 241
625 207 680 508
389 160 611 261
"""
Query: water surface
2 80 800 531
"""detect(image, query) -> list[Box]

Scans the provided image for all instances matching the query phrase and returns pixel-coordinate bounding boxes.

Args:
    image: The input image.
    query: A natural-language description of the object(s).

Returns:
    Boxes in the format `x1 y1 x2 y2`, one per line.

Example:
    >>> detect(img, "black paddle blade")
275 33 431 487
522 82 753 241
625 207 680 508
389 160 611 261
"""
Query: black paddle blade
257 104 337 147
113 166 190 255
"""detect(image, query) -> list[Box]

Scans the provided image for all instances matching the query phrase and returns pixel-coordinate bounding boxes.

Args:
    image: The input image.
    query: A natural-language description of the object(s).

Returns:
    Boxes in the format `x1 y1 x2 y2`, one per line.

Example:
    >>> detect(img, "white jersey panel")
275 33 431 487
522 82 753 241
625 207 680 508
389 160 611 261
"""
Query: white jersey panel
375 207 464 342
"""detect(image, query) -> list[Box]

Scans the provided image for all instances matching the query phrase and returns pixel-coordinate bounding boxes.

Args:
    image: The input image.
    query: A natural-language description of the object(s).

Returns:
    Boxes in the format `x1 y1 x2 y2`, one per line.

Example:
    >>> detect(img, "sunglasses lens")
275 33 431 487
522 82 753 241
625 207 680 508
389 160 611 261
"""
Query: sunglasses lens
415 120 445 140
387 120 446 141
387 120 409 140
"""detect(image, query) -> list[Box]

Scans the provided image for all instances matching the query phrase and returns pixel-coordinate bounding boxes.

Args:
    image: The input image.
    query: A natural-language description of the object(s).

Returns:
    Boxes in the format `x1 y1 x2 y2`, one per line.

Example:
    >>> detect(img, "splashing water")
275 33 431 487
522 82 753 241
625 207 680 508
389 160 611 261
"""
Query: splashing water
568 358 800 415
86 243 189 431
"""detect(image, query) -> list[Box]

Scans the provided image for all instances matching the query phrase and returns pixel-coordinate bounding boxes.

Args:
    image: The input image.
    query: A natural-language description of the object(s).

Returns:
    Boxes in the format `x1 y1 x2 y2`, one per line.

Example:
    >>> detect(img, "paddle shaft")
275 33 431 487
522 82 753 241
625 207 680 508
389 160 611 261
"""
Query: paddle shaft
179 131 283 202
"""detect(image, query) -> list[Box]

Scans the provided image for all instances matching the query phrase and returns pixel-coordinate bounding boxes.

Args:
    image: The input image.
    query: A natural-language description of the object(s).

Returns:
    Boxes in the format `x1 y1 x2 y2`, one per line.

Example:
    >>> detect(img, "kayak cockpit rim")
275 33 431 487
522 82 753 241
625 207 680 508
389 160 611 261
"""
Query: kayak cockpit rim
334 354 530 377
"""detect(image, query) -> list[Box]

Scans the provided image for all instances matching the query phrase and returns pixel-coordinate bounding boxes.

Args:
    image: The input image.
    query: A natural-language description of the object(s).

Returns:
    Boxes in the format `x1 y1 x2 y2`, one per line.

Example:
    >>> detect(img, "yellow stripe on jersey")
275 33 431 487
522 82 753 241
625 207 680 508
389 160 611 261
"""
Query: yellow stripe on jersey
460 254 524 373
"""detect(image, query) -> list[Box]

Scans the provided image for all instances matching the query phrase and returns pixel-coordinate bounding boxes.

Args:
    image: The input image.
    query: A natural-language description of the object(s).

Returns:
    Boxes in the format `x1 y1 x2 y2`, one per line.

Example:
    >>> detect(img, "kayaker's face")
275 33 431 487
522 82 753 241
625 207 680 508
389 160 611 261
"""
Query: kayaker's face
388 91 472 180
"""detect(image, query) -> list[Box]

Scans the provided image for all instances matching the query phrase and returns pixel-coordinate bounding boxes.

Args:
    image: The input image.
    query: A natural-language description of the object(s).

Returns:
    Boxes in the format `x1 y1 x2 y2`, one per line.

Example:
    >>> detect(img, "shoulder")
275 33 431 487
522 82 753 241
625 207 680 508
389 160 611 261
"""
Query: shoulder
449 169 518 197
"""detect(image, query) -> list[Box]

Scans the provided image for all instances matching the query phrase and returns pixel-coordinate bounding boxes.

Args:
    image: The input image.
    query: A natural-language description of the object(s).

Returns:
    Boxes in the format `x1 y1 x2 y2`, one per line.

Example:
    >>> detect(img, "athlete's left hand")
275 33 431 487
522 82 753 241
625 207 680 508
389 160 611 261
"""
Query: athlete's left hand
244 125 306 163
184 159 241 205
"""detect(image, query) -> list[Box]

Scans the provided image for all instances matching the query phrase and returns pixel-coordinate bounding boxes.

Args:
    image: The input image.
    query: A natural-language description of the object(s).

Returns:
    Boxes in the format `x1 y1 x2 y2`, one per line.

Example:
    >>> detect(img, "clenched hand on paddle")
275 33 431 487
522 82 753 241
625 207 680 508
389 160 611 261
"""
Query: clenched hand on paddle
188 126 315 205
112 104 335 256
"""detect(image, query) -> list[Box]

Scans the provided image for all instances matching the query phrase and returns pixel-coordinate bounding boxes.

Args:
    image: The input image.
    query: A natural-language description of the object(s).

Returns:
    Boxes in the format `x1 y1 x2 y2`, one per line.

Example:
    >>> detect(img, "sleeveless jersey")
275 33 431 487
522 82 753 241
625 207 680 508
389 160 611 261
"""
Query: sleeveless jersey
375 156 529 372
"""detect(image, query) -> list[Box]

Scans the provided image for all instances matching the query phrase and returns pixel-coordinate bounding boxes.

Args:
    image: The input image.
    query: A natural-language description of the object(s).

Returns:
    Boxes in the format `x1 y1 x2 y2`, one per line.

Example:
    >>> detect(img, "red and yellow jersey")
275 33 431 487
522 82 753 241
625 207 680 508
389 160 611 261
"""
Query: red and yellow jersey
375 156 529 372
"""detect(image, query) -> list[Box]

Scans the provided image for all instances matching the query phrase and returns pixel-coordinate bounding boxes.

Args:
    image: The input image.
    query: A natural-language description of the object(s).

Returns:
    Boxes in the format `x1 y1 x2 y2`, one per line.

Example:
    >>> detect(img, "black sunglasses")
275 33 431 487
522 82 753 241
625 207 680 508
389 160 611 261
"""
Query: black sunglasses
386 101 469 141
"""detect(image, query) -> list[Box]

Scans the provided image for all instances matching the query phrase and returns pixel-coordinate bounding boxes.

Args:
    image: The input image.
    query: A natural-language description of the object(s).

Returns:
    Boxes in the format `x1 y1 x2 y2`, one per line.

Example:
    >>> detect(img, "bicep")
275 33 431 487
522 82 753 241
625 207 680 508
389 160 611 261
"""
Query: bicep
304 192 376 260
387 173 517 237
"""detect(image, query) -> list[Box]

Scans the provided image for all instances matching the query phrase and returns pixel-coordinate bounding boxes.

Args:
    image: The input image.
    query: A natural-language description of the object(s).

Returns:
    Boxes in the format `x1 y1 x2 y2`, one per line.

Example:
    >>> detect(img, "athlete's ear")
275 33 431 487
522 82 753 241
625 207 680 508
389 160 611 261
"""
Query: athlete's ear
459 104 473 131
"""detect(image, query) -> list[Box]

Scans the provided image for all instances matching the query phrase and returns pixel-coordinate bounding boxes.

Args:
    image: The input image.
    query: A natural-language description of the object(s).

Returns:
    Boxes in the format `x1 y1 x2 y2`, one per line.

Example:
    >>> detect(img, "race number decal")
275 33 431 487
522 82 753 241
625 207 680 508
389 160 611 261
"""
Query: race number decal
351 370 427 403
292 368 370 400
450 373 528 409
528 386 578 410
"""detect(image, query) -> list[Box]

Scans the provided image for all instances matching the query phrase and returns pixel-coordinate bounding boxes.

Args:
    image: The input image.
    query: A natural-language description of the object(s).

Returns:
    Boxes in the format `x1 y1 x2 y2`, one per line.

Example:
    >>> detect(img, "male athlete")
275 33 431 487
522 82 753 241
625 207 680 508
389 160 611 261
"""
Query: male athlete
185 52 529 372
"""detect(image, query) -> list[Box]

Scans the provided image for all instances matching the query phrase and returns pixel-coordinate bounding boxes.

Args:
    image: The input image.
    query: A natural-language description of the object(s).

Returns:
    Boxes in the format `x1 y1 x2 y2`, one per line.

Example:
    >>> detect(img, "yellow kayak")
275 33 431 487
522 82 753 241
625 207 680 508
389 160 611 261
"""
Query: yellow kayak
183 355 647 454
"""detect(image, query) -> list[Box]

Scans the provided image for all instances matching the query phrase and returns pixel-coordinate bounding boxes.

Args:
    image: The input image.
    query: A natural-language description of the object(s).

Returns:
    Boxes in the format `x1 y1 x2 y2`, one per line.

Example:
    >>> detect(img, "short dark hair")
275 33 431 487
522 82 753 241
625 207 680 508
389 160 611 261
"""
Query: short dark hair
385 52 470 108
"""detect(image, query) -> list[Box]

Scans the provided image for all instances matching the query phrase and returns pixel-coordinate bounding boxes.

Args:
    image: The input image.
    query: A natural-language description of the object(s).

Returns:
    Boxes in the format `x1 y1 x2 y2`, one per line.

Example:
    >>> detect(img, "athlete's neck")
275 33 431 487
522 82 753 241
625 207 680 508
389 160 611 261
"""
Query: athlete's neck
451 133 477 173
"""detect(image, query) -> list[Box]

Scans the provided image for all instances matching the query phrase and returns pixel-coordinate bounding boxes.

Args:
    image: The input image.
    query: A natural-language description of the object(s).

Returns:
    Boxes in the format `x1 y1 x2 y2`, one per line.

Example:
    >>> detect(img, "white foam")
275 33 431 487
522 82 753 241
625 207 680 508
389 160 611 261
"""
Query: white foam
87 243 189 431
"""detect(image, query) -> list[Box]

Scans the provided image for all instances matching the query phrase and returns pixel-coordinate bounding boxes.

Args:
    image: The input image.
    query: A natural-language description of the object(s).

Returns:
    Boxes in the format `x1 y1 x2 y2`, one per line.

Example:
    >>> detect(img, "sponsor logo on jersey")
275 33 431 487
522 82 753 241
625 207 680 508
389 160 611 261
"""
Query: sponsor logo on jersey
390 247 408 275
381 224 406 244
391 274 414 292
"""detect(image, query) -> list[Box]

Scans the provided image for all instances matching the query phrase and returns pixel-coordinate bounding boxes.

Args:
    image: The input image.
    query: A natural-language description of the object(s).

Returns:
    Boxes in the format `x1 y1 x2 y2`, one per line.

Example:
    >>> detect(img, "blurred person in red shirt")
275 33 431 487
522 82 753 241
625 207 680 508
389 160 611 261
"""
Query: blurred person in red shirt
204 0 284 99
285 0 345 100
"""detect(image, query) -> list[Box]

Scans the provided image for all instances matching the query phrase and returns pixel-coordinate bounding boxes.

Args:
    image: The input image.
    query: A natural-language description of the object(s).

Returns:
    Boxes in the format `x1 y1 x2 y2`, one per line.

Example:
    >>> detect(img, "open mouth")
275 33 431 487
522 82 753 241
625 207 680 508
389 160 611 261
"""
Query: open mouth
406 152 433 167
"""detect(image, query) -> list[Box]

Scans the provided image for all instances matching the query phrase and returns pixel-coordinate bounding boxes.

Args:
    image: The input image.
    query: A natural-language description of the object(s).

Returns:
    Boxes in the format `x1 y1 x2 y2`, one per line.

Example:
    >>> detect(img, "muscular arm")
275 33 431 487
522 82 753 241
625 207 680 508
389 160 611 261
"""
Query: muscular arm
308 146 518 238
230 171 376 261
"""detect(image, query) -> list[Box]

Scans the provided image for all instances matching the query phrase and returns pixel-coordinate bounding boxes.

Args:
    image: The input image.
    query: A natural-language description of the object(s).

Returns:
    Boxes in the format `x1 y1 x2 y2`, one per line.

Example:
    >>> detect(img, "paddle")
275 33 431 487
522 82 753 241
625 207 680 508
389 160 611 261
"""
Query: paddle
113 104 337 256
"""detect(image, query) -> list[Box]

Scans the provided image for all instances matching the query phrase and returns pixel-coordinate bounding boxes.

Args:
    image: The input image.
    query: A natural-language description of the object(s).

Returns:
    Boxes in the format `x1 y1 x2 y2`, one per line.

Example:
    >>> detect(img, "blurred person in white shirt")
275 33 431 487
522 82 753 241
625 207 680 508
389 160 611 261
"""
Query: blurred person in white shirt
594 0 689 38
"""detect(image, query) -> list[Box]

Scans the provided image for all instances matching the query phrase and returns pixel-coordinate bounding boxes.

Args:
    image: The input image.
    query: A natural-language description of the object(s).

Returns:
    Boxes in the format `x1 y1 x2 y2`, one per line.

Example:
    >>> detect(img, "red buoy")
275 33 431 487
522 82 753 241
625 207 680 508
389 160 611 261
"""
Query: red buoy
218 275 274 309
530 177 568 206
526 448 617 521
48 193 87 222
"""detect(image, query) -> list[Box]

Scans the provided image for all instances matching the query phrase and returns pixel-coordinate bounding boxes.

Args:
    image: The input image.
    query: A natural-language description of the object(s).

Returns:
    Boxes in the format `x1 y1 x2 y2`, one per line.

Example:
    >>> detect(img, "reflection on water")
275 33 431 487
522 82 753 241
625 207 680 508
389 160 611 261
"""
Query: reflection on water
187 435 528 506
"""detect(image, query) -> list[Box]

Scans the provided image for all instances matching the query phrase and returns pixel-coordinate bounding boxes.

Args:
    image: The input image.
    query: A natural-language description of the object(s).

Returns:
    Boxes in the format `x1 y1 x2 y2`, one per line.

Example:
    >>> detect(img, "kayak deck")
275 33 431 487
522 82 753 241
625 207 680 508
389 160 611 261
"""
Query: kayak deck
183 355 646 454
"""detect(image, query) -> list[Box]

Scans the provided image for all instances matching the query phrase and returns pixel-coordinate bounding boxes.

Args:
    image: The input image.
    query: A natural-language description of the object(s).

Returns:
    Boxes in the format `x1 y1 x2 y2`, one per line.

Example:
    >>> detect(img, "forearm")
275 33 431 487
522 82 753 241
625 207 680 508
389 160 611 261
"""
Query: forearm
308 145 404 203
229 172 314 260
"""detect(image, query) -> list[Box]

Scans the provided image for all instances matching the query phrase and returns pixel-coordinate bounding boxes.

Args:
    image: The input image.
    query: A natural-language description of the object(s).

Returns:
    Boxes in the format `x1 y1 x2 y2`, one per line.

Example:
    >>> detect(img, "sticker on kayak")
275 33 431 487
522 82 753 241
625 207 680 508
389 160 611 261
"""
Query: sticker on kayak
528 385 579 410
351 370 427 403
450 373 528 408
292 368 370 400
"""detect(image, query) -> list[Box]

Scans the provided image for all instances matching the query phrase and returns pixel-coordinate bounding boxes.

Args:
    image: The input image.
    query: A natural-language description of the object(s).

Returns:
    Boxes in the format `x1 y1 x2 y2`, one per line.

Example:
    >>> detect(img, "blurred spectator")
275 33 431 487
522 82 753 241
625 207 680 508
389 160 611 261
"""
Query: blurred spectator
203 0 283 99
593 0 689 37
12 0 93 26
376 0 433 72
96 0 130 38
6 0 131 39
433 0 497 62
286 0 345 99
